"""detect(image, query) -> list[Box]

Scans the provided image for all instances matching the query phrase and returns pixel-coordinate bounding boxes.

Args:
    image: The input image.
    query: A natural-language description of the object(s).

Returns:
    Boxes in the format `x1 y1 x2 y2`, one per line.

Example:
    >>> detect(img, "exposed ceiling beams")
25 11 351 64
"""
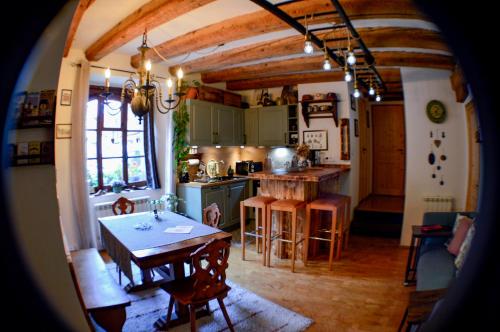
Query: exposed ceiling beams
170 27 447 75
85 0 216 61
130 0 427 68
64 0 95 57
226 68 401 91
201 52 454 83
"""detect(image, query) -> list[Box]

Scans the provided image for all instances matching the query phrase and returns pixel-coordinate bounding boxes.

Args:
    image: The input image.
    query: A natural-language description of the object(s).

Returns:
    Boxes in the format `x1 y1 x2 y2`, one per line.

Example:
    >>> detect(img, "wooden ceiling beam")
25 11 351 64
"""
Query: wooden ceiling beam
63 0 95 57
170 27 447 75
132 0 426 67
226 68 401 91
201 52 453 83
85 0 215 61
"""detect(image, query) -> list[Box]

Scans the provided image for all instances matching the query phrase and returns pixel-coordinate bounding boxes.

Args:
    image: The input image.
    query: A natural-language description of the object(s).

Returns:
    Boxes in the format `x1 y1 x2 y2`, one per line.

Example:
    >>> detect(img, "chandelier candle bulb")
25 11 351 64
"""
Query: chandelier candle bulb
167 78 173 96
176 68 184 89
104 68 111 88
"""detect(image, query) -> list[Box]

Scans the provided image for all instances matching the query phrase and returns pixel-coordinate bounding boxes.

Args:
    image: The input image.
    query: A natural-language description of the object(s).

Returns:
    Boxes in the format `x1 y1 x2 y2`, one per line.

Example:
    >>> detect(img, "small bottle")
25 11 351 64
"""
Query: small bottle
227 165 234 178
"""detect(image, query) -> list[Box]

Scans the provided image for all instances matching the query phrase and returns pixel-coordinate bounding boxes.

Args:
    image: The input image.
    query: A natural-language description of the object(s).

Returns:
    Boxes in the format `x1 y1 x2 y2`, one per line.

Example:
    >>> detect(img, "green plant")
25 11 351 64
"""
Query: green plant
173 96 190 176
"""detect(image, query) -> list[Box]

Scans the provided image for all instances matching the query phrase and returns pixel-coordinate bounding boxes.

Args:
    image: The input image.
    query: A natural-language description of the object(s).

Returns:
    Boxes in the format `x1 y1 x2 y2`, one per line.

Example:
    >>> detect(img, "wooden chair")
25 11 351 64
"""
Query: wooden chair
160 239 234 332
203 203 221 228
111 196 135 284
112 196 135 215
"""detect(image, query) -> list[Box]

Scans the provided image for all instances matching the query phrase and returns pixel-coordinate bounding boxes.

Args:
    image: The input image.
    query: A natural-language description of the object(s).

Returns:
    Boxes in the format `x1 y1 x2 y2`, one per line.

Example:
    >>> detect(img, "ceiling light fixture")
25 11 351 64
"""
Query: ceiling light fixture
322 41 331 71
346 29 356 65
353 67 361 98
303 15 314 54
344 63 352 82
368 77 375 96
101 30 184 124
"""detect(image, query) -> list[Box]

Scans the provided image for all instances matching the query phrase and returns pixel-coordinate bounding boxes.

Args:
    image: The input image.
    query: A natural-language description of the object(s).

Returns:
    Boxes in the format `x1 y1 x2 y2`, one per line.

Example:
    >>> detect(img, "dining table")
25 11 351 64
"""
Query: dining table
98 210 232 328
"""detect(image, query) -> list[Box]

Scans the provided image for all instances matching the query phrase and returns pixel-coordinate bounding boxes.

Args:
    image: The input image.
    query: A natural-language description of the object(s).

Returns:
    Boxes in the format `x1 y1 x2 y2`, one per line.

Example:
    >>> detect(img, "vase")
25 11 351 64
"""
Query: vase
112 186 122 193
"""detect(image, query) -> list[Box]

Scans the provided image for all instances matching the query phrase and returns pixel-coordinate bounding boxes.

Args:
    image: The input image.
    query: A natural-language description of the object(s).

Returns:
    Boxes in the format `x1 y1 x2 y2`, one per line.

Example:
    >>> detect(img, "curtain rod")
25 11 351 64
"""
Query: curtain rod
72 63 168 80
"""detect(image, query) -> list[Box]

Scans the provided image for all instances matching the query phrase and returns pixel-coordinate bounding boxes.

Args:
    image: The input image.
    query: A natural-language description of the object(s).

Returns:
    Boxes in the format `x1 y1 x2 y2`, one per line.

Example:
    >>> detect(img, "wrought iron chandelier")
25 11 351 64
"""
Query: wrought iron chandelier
100 31 184 123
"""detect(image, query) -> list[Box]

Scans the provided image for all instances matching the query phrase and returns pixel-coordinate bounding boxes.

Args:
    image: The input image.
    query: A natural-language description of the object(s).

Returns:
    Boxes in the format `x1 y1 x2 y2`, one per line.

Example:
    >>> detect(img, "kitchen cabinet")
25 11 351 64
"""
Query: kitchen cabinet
176 179 249 229
186 99 243 146
243 105 296 147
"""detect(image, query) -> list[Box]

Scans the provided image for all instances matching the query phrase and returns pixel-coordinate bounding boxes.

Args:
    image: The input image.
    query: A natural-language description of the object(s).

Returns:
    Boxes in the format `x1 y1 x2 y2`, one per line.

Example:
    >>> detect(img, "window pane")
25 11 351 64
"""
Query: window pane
86 99 98 129
87 159 98 188
127 131 144 156
127 104 143 130
86 130 97 158
103 100 122 128
128 157 146 183
102 158 123 185
101 131 123 158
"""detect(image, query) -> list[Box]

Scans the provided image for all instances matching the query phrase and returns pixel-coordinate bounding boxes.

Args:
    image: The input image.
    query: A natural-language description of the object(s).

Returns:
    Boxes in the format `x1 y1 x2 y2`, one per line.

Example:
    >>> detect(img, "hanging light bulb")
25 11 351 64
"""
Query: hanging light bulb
344 64 352 82
369 85 375 96
347 50 356 65
323 58 332 71
304 35 314 54
375 94 382 102
353 81 361 98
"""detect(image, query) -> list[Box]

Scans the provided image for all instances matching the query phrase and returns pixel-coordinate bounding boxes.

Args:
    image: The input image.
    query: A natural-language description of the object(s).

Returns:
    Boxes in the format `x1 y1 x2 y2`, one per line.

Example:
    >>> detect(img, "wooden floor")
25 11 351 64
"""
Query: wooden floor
228 231 411 332
356 194 405 213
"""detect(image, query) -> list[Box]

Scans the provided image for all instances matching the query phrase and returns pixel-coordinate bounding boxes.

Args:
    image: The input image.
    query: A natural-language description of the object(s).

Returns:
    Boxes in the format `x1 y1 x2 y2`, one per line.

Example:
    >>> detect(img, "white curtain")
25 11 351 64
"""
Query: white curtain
70 61 97 249
164 109 175 195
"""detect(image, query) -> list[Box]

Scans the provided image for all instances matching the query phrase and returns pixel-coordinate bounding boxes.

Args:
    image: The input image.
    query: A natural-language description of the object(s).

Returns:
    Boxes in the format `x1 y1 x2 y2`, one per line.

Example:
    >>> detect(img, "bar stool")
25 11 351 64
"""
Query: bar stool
304 194 350 271
326 193 351 251
266 199 306 272
240 196 277 266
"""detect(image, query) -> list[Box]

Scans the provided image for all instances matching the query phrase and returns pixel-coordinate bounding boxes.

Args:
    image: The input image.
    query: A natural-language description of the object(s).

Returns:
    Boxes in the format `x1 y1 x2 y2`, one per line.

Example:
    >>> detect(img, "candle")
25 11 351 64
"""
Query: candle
104 67 111 89
176 67 184 90
145 60 151 84
166 78 173 96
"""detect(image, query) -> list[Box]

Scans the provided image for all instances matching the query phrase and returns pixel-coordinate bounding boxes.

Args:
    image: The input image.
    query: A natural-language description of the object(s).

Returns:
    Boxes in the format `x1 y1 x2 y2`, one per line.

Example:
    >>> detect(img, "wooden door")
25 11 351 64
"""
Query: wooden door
244 108 259 146
358 98 372 201
372 104 405 196
188 100 213 146
258 105 287 146
465 101 480 211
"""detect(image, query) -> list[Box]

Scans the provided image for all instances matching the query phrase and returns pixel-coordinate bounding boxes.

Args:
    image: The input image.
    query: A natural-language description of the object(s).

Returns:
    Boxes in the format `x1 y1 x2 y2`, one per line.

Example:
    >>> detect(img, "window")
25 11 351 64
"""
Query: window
86 88 147 191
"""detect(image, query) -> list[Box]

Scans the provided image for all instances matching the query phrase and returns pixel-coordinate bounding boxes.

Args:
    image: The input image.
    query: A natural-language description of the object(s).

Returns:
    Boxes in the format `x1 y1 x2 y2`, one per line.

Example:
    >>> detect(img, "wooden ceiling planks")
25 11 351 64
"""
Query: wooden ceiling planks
85 0 216 61
130 0 426 68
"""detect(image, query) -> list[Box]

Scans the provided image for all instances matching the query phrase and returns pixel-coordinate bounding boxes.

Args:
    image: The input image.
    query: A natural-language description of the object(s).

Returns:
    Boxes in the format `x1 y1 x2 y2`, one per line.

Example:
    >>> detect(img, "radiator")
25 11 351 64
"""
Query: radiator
93 195 152 219
423 195 454 212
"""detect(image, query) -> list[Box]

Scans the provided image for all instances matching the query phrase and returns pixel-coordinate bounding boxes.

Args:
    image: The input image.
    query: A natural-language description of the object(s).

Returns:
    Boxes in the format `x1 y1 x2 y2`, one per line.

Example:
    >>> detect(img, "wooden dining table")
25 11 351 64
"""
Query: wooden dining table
98 211 232 328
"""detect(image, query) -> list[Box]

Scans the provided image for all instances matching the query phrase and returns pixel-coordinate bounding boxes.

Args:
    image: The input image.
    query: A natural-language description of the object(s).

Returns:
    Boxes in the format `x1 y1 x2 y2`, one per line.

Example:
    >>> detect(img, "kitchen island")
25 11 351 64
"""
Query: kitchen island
248 166 350 259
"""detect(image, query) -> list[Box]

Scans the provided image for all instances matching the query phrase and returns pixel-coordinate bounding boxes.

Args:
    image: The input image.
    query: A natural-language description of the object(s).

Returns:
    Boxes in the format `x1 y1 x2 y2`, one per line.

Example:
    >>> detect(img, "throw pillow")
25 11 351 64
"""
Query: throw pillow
452 213 468 234
446 216 473 255
455 223 476 270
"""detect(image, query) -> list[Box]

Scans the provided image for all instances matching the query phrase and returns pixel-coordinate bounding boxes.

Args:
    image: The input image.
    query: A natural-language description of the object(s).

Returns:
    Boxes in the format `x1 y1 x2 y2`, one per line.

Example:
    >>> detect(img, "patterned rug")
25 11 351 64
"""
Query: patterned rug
106 263 313 332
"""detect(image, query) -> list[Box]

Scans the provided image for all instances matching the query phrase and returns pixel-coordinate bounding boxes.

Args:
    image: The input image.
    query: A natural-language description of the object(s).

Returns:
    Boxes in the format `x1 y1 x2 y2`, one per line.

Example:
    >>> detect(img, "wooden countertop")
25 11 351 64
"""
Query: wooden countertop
248 166 349 182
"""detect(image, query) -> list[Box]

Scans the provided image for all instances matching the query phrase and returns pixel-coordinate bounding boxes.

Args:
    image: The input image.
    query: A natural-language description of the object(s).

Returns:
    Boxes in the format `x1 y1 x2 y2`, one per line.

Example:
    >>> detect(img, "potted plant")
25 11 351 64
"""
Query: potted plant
111 180 125 193
162 193 184 213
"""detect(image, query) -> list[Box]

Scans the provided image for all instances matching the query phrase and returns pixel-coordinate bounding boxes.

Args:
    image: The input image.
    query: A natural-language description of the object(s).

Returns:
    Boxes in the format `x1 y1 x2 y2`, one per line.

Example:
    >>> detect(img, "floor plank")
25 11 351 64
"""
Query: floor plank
227 233 411 331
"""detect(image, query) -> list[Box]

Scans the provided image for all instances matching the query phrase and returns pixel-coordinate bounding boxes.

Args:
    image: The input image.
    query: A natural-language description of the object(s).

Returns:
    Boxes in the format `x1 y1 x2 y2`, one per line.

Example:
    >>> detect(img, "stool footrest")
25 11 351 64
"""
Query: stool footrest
308 236 333 242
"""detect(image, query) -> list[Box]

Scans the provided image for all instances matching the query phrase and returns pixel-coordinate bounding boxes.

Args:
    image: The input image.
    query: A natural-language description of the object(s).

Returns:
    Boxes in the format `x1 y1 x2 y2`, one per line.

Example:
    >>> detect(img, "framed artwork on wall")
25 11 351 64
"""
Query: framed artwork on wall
354 119 359 137
303 130 328 150
56 124 72 139
350 94 356 111
60 89 72 106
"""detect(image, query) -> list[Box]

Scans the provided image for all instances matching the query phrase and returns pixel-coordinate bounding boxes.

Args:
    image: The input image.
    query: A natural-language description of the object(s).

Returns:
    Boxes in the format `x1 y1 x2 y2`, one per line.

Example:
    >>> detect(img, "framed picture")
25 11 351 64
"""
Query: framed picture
56 124 72 139
60 89 72 106
354 119 359 137
350 94 356 111
303 130 328 150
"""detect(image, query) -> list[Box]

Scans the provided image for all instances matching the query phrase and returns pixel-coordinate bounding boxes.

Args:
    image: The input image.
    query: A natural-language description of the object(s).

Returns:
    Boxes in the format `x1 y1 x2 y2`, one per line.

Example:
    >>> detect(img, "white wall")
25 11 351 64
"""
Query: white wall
401 68 468 245
55 48 172 250
5 1 88 330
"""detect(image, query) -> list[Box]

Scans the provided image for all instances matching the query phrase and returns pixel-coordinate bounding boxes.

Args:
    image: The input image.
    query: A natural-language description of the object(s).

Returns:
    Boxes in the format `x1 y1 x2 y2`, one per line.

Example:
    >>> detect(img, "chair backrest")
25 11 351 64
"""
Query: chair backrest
112 197 135 215
203 203 221 228
190 239 230 301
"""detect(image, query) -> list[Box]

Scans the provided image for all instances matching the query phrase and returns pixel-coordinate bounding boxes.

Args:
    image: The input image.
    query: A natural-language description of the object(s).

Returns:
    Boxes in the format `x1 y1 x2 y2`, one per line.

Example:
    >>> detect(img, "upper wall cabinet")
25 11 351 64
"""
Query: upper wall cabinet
244 105 296 147
186 99 244 146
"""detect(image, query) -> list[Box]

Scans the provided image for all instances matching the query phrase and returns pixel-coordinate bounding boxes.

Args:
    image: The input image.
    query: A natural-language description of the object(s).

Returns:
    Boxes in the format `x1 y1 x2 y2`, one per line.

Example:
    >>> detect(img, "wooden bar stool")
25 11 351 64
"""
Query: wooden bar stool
266 199 306 272
304 194 350 271
240 196 276 266
323 193 352 252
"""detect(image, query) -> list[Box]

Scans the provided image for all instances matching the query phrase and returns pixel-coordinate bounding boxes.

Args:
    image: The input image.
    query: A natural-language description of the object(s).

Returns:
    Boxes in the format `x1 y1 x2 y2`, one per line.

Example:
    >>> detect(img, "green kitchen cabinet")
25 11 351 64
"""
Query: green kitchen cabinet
186 99 214 146
257 105 288 146
233 108 245 145
212 104 235 146
244 107 259 146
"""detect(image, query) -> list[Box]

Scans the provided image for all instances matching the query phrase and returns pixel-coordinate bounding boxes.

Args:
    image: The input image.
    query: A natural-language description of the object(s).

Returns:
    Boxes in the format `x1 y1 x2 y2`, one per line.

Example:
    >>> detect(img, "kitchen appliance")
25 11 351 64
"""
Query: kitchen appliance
206 159 225 179
236 161 263 175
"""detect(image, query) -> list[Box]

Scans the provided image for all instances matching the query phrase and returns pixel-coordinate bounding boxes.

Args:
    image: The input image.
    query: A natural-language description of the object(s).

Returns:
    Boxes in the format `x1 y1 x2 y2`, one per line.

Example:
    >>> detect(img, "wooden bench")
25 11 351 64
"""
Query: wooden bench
69 248 130 332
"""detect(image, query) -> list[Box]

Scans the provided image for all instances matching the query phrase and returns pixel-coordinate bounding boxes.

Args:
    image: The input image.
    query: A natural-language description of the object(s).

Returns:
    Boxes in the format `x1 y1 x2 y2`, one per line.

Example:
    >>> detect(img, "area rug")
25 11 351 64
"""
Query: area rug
106 263 314 331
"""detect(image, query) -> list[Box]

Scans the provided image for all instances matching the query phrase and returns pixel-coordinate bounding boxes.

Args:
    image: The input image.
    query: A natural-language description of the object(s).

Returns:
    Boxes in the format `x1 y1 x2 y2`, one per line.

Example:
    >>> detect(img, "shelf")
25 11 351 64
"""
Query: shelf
301 93 338 128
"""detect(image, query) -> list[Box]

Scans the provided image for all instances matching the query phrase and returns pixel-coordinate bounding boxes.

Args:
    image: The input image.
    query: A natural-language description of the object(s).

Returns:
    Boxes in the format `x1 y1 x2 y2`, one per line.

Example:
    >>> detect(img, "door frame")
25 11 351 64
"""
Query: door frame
465 100 480 211
369 101 406 197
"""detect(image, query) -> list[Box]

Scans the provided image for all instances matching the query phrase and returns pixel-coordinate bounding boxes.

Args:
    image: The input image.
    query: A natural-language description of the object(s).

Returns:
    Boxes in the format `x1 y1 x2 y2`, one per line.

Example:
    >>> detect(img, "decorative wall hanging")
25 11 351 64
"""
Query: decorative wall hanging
60 89 72 106
340 119 350 160
303 130 328 150
426 100 447 123
429 128 447 185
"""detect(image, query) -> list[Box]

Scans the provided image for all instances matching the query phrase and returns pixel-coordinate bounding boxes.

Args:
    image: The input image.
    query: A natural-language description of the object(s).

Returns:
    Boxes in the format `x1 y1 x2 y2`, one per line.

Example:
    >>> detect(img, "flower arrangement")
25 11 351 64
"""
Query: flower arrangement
161 193 185 213
111 180 126 193
296 143 310 160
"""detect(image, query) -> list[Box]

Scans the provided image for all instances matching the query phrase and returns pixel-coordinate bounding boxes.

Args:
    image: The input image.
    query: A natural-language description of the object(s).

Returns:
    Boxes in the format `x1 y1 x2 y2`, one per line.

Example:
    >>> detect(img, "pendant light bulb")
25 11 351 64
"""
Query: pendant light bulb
375 94 382 102
369 86 375 96
353 88 361 98
304 37 314 54
347 51 356 65
323 58 332 71
344 70 352 82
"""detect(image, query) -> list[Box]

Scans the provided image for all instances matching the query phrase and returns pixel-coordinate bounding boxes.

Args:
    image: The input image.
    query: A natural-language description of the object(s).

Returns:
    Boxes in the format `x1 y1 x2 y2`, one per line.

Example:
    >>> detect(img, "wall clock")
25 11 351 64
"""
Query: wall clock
426 100 447 123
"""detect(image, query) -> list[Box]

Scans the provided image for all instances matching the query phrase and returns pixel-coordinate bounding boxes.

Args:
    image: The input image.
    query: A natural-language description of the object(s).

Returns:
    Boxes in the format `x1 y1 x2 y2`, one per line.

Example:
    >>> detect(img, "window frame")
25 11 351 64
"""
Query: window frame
87 85 147 191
